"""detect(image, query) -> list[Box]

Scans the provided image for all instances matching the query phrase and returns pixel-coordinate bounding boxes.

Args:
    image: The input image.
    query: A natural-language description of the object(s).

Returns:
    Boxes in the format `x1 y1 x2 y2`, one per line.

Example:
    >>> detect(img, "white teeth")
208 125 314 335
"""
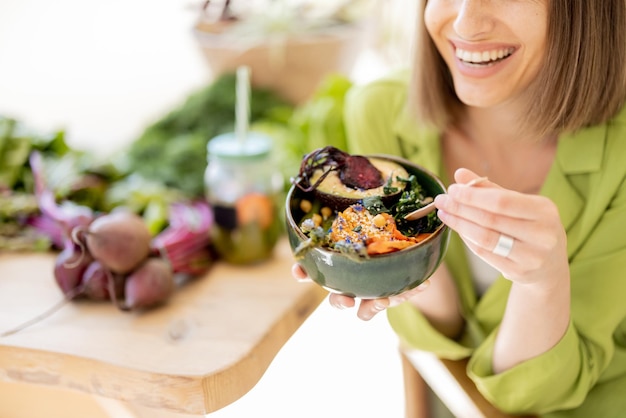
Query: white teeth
456 47 514 64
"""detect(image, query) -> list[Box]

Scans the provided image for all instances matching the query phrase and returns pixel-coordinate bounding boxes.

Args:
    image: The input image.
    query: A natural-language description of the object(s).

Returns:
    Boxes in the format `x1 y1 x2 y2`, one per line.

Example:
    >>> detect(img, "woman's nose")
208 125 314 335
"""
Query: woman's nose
453 0 495 40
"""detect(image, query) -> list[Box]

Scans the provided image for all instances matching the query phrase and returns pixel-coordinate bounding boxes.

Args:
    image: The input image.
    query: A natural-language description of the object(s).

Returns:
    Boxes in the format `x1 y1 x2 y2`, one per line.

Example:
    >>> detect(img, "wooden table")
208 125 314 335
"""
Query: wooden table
0 239 327 417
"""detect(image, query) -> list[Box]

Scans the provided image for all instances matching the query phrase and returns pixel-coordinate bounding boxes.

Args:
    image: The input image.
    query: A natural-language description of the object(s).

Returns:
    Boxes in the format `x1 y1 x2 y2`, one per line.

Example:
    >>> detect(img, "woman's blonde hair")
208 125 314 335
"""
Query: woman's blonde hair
410 0 626 136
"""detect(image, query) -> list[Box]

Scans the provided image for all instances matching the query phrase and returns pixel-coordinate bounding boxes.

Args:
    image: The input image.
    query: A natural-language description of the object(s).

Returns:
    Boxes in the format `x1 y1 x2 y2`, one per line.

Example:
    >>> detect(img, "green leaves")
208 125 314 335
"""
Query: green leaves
0 116 68 192
123 73 292 197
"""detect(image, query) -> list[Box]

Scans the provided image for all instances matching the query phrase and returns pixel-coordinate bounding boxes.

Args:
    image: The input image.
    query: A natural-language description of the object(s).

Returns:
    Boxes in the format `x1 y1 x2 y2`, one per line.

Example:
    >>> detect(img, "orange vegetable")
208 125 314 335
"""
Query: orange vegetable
329 205 428 256
235 192 275 229
366 239 415 255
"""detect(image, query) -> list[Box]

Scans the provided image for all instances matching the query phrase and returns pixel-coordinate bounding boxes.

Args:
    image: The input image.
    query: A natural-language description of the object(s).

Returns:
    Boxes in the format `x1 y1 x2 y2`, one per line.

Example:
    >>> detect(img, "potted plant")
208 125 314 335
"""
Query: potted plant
193 0 373 104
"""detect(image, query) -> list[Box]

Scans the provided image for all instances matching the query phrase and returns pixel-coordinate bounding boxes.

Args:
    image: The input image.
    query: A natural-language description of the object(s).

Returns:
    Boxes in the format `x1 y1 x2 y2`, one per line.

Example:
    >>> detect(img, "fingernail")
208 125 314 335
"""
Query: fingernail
434 194 448 206
465 176 488 187
330 299 346 310
373 301 387 311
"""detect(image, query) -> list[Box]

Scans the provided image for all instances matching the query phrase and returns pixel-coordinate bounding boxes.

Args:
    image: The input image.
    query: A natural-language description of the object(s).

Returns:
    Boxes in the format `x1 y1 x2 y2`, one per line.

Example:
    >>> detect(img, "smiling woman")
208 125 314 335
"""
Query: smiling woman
292 0 626 417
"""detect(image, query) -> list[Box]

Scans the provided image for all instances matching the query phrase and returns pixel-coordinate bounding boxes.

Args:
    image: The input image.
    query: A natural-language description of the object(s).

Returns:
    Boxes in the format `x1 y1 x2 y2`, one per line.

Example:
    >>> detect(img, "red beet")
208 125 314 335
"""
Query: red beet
54 241 94 296
295 146 384 192
83 211 151 274
124 258 175 310
81 260 111 300
340 155 384 190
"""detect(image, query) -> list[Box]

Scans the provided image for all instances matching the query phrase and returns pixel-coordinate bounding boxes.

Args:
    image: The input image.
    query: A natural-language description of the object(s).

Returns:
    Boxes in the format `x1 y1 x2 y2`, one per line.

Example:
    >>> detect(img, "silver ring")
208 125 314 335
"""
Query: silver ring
492 234 514 258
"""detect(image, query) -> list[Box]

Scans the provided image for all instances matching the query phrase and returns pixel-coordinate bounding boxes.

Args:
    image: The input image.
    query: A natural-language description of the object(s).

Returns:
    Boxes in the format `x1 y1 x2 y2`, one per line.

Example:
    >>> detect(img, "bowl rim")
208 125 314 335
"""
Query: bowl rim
285 153 448 258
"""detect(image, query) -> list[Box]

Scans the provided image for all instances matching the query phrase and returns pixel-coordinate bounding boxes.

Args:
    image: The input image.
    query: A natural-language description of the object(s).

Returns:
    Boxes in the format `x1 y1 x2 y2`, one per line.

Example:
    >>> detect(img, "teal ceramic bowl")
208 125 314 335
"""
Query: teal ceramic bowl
285 154 450 299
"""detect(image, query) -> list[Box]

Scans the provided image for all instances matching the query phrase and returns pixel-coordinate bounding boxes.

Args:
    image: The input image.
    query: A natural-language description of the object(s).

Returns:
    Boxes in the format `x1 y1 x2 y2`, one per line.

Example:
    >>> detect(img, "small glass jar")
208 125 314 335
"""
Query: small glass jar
205 132 284 264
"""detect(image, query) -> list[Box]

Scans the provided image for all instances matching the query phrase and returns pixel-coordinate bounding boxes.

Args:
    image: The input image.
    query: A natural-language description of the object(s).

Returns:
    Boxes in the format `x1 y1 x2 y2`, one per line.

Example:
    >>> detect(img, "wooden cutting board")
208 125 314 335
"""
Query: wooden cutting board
0 239 327 414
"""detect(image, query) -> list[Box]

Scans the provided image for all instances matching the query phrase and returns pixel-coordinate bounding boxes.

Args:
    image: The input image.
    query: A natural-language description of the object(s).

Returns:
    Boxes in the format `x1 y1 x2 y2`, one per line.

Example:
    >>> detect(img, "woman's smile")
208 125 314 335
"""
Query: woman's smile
455 46 515 67
450 42 519 80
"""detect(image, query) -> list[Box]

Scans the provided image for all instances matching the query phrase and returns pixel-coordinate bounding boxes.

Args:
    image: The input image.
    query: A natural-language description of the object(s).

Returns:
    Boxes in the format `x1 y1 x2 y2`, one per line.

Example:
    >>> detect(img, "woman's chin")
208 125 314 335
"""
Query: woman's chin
454 87 503 108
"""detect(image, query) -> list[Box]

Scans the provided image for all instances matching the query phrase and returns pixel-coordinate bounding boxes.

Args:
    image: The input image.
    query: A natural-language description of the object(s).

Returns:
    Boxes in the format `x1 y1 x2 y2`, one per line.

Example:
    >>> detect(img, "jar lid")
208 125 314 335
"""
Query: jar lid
207 132 272 160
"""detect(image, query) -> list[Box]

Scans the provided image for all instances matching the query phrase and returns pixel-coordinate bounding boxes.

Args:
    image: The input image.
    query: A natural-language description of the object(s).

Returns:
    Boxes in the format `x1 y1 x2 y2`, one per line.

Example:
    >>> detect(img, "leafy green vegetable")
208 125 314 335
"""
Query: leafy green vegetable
0 116 76 251
289 73 352 153
0 116 69 192
105 174 186 235
362 195 389 216
392 175 441 236
0 72 357 252
122 72 293 197
0 193 39 220
362 176 441 236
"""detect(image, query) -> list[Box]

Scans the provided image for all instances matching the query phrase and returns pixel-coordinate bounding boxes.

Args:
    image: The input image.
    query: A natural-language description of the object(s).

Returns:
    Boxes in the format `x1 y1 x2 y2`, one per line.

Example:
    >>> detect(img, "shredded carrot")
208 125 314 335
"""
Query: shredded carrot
329 204 429 255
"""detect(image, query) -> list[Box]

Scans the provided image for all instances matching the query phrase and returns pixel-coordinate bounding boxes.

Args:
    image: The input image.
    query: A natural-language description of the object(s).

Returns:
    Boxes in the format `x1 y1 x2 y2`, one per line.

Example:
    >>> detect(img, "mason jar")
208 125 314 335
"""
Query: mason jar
205 132 284 264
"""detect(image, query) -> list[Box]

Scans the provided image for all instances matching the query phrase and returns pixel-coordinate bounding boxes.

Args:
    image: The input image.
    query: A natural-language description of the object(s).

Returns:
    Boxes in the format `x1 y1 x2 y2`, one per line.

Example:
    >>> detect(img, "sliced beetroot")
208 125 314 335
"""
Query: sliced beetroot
340 155 384 190
294 146 384 192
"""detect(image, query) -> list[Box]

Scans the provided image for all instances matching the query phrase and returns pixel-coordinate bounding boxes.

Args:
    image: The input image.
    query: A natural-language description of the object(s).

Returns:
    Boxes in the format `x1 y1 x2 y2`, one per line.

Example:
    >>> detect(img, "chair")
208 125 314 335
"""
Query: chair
400 348 538 418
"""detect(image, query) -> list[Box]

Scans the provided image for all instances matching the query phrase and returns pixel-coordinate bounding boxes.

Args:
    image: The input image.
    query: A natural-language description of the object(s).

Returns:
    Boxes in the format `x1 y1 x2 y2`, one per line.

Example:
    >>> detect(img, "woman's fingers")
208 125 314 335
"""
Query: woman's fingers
453 167 480 185
439 169 567 284
294 265 432 321
329 293 357 310
357 298 389 321
328 279 432 321
437 188 560 254
291 264 312 283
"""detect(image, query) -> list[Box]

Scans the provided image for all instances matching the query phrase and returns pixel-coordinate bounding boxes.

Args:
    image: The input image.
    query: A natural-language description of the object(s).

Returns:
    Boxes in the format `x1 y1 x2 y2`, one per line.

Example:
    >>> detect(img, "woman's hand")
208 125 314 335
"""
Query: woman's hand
435 168 569 287
291 264 431 321
437 168 571 371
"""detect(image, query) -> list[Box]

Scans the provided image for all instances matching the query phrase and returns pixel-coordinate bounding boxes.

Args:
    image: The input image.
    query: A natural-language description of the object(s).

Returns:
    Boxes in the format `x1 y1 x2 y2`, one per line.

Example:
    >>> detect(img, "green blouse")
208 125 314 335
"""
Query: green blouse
343 71 626 417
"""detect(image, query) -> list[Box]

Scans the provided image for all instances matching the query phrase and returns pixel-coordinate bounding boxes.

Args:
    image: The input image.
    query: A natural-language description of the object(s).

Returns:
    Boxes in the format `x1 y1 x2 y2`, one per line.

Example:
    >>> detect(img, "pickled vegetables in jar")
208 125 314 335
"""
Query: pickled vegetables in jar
205 132 283 264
